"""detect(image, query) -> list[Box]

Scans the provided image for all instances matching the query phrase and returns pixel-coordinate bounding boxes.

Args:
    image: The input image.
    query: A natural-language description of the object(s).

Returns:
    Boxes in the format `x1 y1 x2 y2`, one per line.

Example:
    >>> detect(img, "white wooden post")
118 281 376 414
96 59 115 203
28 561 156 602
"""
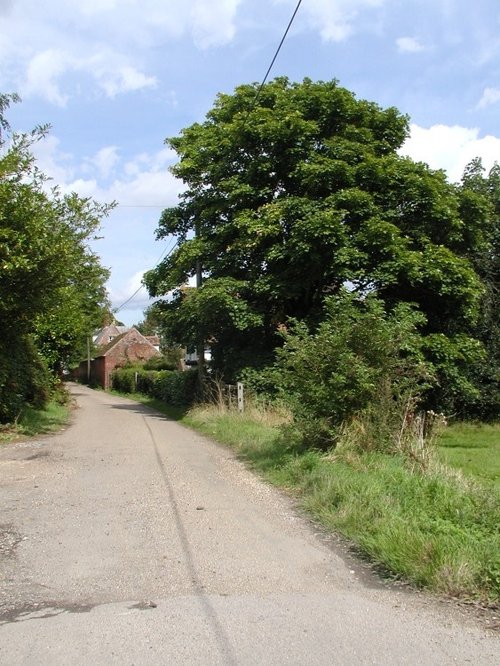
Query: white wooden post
237 382 244 413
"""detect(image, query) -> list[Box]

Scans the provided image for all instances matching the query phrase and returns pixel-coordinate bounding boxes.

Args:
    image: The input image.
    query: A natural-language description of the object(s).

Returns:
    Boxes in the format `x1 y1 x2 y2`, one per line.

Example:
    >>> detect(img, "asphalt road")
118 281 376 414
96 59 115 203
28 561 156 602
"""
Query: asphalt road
0 384 498 665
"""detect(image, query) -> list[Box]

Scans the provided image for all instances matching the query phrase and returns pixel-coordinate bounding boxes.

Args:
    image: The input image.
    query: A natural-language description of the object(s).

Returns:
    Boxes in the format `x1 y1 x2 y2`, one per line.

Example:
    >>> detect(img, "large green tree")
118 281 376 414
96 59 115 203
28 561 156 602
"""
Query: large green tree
0 94 111 421
457 158 500 418
146 78 484 405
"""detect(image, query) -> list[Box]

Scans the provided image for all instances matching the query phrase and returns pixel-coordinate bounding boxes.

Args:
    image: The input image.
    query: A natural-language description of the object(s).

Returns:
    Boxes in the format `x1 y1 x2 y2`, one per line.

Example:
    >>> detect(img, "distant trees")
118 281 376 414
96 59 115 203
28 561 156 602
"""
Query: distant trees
0 94 111 422
144 78 496 418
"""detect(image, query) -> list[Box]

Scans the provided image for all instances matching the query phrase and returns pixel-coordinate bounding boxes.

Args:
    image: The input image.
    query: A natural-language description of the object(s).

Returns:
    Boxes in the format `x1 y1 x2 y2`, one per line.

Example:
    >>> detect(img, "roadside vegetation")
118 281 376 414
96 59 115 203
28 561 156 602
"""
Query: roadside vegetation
3 77 498 604
188 407 500 604
0 94 111 426
0 385 71 442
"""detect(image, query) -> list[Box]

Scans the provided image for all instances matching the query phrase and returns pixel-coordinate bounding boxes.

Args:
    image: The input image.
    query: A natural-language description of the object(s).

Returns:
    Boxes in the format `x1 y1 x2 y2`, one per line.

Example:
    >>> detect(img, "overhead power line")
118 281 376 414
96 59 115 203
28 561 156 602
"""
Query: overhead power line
114 1 304 316
248 0 304 113
113 237 178 314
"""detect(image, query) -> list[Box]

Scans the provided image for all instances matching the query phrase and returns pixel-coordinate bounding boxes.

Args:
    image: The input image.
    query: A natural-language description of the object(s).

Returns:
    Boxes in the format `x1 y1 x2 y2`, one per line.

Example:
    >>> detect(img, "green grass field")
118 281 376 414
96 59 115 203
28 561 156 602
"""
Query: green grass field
437 422 500 490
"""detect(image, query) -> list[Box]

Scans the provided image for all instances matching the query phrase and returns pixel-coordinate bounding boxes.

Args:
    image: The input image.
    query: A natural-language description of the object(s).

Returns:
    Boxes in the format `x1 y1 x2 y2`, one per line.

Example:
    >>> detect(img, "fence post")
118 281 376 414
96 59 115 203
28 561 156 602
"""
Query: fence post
237 382 244 413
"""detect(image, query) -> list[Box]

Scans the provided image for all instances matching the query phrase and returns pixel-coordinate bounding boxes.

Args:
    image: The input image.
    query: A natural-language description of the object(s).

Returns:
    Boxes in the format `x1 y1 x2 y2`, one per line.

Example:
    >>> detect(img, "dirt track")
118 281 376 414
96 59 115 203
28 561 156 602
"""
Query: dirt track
0 384 498 664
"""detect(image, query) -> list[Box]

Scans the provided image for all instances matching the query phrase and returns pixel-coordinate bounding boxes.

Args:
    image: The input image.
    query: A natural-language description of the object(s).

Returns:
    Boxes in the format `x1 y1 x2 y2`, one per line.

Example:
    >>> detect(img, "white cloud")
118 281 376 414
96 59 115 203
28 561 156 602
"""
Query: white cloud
30 132 183 207
191 0 241 48
18 44 158 104
396 36 425 53
110 270 149 313
22 49 70 107
477 87 500 109
106 169 183 208
95 65 158 98
1 0 237 103
68 149 182 207
64 178 102 199
79 0 121 15
30 135 76 185
88 146 120 179
285 0 386 42
400 123 500 183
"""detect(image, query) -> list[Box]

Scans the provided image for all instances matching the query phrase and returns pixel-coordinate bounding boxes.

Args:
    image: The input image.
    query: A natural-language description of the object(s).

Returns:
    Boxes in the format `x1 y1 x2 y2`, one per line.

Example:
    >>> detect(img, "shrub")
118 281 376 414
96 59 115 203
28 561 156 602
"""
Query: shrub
151 369 198 406
136 370 156 395
111 367 137 393
0 334 52 423
273 290 432 450
112 366 198 406
144 349 182 371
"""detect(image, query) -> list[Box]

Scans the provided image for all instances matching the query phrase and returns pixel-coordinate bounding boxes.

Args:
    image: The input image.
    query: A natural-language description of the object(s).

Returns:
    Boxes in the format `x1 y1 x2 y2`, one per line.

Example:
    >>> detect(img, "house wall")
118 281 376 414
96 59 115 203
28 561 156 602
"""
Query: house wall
102 331 161 389
92 357 108 390
74 328 161 390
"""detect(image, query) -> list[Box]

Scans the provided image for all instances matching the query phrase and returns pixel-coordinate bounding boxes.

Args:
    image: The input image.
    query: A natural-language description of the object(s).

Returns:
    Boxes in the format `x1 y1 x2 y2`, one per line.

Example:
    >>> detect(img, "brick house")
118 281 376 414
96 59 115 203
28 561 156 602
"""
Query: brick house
78 327 161 389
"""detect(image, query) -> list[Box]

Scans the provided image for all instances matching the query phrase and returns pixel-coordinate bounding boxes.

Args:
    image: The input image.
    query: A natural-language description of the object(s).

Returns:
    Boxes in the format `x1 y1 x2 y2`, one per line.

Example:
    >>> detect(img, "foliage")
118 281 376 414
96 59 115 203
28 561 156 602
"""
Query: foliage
110 367 138 394
0 396 70 442
0 333 52 422
300 451 499 600
150 369 198 406
267 290 431 448
135 304 163 336
0 94 111 422
422 333 485 415
458 158 500 419
143 349 183 371
145 78 483 406
111 367 198 406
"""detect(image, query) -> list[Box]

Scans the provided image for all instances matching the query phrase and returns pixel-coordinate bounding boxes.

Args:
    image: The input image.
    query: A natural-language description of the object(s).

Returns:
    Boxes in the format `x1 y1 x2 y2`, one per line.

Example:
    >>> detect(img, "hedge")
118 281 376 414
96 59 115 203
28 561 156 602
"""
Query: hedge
111 366 198 407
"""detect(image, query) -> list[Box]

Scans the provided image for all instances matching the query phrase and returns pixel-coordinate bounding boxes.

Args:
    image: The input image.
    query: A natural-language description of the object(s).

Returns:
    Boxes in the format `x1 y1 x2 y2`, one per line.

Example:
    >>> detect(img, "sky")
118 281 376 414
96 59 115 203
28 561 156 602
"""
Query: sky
1 0 499 326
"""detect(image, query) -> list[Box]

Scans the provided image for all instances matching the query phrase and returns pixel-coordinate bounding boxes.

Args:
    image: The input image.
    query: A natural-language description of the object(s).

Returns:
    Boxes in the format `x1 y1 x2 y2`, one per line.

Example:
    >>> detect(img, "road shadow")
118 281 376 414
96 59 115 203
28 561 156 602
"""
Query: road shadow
141 414 238 664
108 398 189 423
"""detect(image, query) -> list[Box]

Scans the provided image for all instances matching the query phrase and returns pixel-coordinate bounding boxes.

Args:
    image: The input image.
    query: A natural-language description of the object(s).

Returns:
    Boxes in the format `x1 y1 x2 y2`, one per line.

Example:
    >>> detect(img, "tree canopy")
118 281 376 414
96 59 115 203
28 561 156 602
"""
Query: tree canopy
145 78 491 413
0 94 111 421
457 158 500 417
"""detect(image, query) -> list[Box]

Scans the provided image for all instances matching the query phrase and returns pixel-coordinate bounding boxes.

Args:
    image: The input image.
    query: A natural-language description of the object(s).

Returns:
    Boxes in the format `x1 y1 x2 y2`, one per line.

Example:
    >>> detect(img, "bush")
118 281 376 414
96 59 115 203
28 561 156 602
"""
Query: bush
111 367 137 393
151 369 198 406
273 290 432 449
144 349 182 371
112 366 198 406
136 370 156 395
0 334 52 423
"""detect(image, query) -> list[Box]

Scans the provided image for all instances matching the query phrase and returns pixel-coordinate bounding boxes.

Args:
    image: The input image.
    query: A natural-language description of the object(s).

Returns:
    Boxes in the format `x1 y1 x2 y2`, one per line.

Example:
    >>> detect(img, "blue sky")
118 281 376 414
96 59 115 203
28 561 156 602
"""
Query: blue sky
2 0 499 326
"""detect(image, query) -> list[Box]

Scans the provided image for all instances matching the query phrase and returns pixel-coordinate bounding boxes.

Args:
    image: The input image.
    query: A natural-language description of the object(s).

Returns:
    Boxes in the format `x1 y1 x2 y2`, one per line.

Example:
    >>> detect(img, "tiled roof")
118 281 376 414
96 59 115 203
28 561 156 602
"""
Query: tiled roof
95 331 129 356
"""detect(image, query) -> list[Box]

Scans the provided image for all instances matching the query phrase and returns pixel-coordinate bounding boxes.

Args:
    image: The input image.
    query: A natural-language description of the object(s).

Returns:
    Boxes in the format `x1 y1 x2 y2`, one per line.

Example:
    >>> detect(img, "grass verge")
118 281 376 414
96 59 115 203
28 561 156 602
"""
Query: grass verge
0 400 71 442
110 390 500 604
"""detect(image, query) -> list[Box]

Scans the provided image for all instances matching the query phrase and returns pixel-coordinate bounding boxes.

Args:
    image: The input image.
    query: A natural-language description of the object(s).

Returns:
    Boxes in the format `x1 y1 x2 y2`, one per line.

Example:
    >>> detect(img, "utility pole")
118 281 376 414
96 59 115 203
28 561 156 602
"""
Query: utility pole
195 221 205 381
86 335 91 384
